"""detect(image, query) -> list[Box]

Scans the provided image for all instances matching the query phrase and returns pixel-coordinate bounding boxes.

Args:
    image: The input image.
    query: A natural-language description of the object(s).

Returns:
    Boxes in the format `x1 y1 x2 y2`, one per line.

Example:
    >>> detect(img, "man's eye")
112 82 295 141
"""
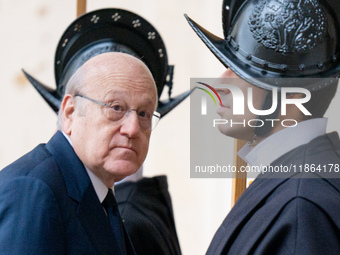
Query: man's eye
138 111 149 118
111 105 123 111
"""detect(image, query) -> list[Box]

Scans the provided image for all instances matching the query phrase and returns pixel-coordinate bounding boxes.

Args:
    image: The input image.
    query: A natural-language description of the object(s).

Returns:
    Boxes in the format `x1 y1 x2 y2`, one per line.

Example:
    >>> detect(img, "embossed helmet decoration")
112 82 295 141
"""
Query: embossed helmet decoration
24 8 191 118
185 0 340 91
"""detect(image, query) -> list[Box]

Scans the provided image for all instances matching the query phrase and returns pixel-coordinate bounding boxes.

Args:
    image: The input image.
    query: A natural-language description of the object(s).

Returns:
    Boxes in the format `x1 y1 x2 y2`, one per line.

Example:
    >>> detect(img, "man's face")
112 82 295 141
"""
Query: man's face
215 69 265 140
62 53 157 185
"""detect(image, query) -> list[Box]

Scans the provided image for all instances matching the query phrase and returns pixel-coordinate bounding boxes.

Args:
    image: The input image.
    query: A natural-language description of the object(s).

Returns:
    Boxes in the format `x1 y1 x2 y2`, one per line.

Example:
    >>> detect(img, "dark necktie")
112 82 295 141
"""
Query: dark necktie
102 188 127 255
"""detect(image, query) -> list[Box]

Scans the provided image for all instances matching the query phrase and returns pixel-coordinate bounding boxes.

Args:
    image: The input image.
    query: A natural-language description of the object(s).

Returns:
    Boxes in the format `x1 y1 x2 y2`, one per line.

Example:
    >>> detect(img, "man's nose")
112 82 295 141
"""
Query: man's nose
219 68 235 78
120 111 140 137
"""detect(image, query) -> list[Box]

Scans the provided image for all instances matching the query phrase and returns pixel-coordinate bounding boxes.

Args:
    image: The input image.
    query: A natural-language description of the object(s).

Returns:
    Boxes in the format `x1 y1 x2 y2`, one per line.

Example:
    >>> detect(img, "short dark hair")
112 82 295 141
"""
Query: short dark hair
302 82 338 120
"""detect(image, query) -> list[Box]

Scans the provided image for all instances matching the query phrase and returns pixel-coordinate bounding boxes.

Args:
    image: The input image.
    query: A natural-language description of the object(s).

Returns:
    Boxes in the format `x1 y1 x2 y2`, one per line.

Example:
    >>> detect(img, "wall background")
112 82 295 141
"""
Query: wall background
0 1 339 255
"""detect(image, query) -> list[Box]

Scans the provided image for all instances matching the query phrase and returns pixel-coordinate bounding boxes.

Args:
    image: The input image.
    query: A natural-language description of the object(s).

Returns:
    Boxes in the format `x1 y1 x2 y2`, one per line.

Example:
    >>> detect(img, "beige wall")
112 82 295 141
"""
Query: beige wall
1 1 340 255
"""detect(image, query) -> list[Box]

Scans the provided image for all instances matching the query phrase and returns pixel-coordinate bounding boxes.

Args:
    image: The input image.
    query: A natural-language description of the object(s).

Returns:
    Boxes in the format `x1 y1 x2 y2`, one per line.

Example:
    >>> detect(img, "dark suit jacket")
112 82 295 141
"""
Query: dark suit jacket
207 132 340 255
115 176 181 255
0 131 135 255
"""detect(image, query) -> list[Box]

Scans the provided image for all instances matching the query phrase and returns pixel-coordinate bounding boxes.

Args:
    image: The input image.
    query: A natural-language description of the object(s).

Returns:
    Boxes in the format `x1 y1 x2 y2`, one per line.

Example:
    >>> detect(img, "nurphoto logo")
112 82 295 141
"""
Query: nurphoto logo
196 81 312 129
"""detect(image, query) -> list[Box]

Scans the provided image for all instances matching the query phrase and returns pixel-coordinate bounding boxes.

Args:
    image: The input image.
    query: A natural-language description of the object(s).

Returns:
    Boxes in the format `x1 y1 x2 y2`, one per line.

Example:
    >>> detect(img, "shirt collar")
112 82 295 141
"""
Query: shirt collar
85 167 113 203
238 118 328 166
61 131 113 203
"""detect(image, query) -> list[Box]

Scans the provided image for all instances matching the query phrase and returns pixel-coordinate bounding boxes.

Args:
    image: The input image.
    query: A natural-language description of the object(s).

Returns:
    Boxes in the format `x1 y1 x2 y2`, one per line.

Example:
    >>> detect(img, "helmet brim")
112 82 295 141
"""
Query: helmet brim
185 14 284 91
184 14 339 91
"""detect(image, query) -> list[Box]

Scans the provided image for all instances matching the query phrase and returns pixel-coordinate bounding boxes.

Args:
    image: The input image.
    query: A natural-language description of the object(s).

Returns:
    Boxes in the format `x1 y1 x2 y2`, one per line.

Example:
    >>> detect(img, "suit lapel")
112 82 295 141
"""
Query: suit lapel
122 225 137 255
46 131 88 202
46 131 124 254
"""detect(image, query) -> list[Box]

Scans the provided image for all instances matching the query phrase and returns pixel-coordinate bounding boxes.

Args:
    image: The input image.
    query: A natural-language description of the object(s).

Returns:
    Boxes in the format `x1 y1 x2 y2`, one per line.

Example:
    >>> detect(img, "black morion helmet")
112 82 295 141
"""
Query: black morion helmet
185 0 340 91
185 0 340 136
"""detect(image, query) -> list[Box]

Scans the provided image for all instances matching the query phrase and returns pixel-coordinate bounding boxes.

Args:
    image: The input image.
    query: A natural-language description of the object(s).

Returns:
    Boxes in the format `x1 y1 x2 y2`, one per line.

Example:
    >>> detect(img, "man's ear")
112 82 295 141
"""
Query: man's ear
61 94 75 135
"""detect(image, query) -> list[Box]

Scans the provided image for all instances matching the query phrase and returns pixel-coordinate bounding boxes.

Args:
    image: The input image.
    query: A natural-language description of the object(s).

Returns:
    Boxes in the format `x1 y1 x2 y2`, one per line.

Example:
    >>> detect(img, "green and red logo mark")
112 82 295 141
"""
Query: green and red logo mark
197 82 222 115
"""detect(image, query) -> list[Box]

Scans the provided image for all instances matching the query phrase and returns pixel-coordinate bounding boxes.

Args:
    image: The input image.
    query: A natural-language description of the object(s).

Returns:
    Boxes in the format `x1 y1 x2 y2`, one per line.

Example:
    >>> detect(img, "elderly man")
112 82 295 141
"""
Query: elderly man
0 52 158 255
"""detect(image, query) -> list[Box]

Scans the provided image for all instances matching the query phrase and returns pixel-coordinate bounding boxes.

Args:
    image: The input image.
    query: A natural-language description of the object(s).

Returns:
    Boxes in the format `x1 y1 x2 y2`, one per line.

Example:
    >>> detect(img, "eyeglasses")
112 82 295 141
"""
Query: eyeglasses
75 94 161 130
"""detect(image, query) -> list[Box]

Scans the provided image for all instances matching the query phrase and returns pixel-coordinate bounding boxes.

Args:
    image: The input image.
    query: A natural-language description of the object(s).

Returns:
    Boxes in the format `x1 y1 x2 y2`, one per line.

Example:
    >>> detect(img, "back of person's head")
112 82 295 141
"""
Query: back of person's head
303 82 338 120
